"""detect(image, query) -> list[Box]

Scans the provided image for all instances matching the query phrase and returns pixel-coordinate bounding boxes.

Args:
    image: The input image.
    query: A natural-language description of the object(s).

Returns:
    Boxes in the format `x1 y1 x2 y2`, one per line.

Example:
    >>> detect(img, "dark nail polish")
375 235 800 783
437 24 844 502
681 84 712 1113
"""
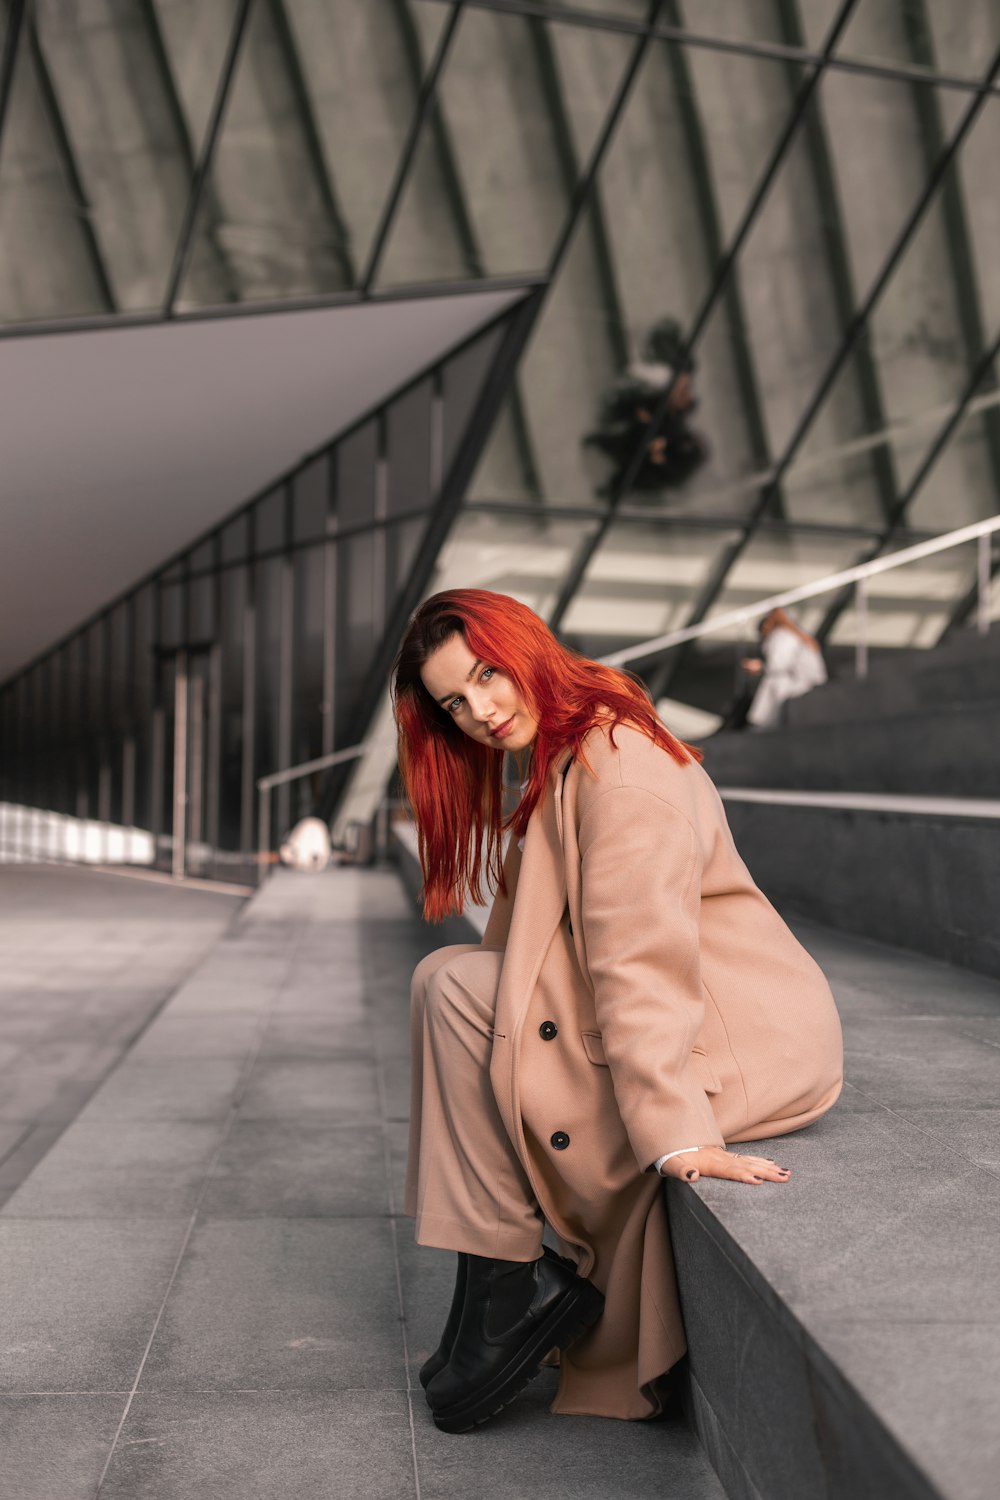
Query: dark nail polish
686 1170 696 1180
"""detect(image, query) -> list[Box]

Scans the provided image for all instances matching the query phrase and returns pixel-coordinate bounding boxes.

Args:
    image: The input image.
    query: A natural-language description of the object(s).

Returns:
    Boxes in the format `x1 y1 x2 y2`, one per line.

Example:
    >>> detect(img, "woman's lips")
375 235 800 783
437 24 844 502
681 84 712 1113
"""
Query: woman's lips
491 716 515 739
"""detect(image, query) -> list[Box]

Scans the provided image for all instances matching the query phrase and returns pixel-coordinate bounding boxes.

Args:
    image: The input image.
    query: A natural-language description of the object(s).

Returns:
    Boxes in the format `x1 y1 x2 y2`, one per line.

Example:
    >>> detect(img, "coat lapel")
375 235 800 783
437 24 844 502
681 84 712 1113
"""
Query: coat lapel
493 751 573 1047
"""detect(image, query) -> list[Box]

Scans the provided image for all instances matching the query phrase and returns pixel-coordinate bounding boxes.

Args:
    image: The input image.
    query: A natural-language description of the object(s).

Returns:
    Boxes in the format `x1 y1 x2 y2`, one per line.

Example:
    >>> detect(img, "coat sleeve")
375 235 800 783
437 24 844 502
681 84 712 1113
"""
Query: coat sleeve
481 833 522 948
578 784 726 1171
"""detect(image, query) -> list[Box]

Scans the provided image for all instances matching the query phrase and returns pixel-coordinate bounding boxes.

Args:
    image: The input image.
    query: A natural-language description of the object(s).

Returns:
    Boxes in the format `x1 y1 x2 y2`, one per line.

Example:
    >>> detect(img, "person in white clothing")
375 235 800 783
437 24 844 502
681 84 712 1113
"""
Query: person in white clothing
742 607 827 730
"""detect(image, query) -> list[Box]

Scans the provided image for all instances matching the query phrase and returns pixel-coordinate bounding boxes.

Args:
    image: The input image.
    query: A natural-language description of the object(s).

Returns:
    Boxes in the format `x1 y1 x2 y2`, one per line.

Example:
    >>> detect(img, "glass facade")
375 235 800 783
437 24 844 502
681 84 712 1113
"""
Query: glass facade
0 316 506 877
2 0 999 865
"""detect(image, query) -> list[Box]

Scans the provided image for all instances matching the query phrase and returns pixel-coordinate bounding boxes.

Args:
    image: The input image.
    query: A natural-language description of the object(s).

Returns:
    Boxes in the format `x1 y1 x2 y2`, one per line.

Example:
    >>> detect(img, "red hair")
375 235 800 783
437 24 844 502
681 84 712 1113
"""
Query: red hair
391 588 701 922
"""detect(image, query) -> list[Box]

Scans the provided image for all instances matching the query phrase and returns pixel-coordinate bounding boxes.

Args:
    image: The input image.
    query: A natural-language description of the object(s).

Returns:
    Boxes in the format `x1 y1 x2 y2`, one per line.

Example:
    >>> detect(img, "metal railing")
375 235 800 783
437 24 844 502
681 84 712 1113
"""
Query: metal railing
601 513 999 673
256 514 998 862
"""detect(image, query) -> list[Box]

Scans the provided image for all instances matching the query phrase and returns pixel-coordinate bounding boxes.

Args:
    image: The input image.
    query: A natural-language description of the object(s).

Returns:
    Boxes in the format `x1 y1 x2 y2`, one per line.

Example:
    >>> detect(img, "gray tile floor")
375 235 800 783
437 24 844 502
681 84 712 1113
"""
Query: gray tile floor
5 865 997 1498
0 866 723 1500
0 867 242 1205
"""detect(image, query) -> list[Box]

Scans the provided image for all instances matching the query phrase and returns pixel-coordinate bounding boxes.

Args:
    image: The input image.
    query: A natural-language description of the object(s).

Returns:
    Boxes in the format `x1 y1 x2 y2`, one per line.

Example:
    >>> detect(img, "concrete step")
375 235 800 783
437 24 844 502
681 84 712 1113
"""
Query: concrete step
701 699 1000 797
785 628 1000 727
718 791 1000 979
670 915 1000 1500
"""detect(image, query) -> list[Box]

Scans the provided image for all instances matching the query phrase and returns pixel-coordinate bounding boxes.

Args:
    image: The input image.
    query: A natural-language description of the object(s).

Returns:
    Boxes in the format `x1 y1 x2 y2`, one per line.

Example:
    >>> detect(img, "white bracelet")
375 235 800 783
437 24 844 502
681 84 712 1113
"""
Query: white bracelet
655 1146 700 1172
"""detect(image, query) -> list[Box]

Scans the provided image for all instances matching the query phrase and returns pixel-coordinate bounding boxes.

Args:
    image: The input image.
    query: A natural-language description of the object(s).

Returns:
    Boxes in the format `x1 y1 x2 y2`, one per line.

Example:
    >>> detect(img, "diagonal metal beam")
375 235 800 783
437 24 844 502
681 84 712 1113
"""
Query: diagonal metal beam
27 15 117 311
162 0 253 315
361 0 464 292
526 12 628 368
654 33 1000 693
266 0 355 287
135 0 242 304
386 0 541 496
661 0 784 509
0 0 28 175
814 322 1000 642
546 0 861 635
774 0 900 529
900 0 1000 517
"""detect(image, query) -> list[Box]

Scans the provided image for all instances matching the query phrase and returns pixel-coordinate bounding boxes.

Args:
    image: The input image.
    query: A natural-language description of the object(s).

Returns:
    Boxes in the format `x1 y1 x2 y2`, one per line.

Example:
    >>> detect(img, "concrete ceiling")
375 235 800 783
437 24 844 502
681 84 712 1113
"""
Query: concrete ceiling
0 289 523 684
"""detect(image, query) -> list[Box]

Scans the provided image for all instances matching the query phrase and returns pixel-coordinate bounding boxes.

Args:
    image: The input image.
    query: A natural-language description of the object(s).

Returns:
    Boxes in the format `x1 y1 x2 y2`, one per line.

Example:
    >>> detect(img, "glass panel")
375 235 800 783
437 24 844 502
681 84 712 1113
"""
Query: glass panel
173 0 359 309
778 91 1000 534
221 513 249 563
290 543 325 820
835 0 1000 85
336 421 378 531
377 9 635 285
671 0 844 52
190 572 215 641
334 531 378 734
219 563 247 850
30 0 235 315
827 538 977 651
387 379 434 515
563 521 741 662
254 490 286 554
435 506 604 628
254 556 283 802
701 529 867 642
293 454 331 542
160 581 186 648
0 31 111 323
469 35 811 514
282 0 449 277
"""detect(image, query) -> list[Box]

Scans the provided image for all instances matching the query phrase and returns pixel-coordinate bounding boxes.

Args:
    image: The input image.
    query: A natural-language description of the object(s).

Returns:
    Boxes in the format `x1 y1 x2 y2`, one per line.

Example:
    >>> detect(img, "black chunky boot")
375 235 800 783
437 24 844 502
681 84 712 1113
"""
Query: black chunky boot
419 1253 468 1390
425 1249 604 1433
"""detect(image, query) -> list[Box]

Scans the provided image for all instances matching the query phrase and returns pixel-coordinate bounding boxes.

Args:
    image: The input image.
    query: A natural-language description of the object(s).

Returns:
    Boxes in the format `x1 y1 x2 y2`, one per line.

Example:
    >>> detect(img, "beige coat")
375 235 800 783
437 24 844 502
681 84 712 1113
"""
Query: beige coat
481 720 843 1419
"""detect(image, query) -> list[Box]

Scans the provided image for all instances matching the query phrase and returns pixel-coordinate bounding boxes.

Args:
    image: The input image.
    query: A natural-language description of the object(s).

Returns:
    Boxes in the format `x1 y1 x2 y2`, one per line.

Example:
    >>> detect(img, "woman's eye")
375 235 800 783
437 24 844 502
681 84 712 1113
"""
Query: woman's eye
481 667 494 682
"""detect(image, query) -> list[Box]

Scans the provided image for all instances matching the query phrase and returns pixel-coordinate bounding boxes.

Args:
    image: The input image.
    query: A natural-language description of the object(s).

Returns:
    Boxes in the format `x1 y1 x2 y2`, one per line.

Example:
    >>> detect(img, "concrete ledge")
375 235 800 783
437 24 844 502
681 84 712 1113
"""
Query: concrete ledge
669 1181 941 1500
722 799 1000 978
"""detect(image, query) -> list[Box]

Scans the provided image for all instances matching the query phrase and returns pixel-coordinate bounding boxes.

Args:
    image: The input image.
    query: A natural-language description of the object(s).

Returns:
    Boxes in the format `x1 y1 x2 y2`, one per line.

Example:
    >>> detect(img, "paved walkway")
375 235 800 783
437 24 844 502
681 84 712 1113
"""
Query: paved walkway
0 867 724 1500
0 867 243 1206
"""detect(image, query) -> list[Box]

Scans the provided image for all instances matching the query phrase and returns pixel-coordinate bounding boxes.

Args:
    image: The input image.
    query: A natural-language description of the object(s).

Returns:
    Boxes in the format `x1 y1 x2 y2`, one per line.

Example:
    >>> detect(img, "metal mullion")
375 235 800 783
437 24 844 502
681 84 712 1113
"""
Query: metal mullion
28 18 117 311
661 0 781 508
657 34 1000 688
774 0 899 528
547 0 860 635
0 0 28 174
267 0 355 288
135 0 241 305
527 13 627 368
361 1 464 292
162 0 254 315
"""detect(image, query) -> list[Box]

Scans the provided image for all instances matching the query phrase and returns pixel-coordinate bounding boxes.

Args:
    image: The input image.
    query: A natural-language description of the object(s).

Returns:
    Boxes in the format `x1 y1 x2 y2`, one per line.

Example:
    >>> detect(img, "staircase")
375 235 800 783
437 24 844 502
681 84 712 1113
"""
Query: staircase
700 626 1000 976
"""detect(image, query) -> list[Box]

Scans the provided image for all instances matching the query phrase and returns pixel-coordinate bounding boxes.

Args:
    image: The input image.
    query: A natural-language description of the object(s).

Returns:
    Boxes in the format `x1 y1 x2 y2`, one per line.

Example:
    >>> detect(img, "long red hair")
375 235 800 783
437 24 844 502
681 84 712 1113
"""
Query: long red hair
391 588 700 921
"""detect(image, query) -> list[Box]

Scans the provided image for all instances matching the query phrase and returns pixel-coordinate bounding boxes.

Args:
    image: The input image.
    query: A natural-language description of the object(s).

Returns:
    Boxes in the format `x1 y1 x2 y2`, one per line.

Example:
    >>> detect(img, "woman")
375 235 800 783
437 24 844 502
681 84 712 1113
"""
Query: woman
742 607 828 730
393 588 843 1434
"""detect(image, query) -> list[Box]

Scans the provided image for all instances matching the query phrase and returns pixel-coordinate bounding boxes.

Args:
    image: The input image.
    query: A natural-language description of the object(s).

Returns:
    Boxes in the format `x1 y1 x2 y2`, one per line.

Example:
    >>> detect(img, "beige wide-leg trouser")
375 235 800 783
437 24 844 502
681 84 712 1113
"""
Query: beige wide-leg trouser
404 943 545 1262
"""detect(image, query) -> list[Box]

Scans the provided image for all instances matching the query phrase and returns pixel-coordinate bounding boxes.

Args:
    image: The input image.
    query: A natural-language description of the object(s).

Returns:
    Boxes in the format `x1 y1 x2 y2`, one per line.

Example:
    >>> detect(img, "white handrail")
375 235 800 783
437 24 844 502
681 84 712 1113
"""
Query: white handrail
600 514 999 668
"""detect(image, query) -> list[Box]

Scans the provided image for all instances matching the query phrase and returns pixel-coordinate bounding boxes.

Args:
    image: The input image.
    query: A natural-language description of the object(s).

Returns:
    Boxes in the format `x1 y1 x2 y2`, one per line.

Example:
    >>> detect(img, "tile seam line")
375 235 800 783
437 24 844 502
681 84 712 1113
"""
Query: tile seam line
92 906 308 1498
366 912 422 1500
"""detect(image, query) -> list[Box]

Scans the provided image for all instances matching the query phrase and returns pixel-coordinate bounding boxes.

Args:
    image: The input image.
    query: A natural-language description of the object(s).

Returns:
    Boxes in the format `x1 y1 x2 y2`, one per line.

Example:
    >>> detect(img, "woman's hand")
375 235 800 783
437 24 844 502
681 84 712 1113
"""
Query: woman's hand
660 1146 791 1185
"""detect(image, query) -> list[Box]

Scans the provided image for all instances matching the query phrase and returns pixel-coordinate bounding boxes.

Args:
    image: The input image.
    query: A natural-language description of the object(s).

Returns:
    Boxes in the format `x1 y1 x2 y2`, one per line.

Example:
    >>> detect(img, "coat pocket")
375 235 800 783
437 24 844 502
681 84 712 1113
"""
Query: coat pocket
581 1031 608 1066
690 1044 722 1095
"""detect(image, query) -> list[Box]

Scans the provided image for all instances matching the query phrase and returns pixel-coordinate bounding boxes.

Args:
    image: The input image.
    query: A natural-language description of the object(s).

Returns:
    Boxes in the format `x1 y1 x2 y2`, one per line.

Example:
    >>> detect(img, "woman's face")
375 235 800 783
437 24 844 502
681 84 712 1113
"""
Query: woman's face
420 633 539 753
